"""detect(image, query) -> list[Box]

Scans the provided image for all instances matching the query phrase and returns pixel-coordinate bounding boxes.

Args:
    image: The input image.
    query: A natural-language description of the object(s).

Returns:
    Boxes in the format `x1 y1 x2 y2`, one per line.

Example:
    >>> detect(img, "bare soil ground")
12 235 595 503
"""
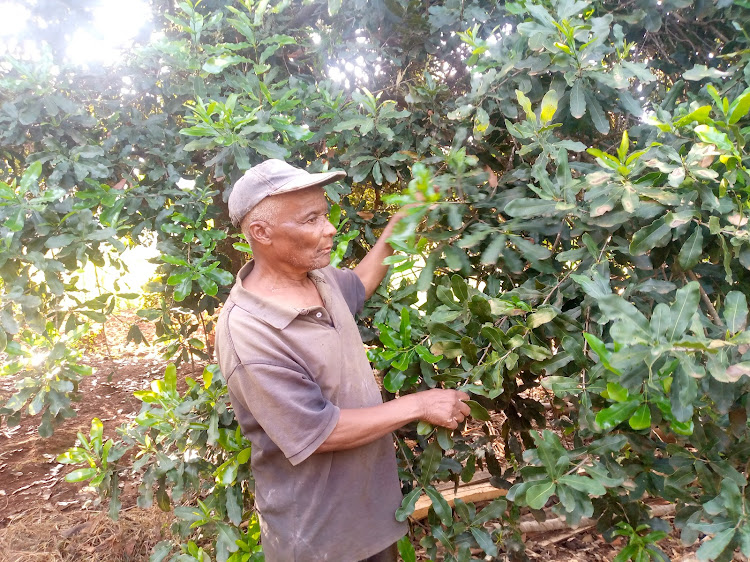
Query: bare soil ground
0 311 713 561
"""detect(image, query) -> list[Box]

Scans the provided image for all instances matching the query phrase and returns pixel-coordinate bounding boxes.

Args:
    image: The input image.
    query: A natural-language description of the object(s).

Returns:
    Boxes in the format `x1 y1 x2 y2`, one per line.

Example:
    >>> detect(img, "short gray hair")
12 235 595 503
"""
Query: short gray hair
239 196 283 246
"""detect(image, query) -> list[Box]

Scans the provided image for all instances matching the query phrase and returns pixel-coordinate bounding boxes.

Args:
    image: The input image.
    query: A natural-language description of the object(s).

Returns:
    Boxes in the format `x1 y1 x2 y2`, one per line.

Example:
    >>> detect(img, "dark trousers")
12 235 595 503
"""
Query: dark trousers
359 541 399 562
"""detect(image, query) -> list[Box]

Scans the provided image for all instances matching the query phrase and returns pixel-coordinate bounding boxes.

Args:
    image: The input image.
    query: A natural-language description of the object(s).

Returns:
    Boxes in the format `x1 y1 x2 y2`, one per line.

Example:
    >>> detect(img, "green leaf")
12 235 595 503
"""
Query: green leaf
481 235 506 264
45 234 76 249
516 90 535 122
570 81 586 119
202 55 245 73
678 226 704 270
558 474 606 496
164 364 177 393
65 467 98 482
598 296 651 341
383 369 407 392
723 291 748 334
595 400 640 431
526 481 556 509
173 277 192 302
376 323 401 349
417 253 437 291
470 527 498 557
504 199 562 218
667 282 700 342
606 382 629 402
417 420 434 435
424 485 453 526
399 307 412 344
395 488 422 522
149 541 173 562
392 350 413 371
450 274 469 302
674 105 713 127
683 64 730 81
465 400 491 421
420 440 442 483
584 90 610 134
696 528 736 561
415 345 442 363
540 89 559 123
197 275 218 296
629 404 651 430
328 0 342 15
6 207 26 231
237 447 252 465
397 535 416 562
695 124 733 151
571 272 611 299
528 307 558 329
436 427 454 450
728 91 750 124
671 361 699 422
20 161 42 193
474 498 506 525
629 214 671 255
247 139 289 160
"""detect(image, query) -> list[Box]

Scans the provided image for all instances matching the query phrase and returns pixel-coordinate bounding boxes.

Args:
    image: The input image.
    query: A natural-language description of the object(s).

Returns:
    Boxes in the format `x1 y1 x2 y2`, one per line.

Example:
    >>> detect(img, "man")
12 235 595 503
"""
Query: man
215 159 470 562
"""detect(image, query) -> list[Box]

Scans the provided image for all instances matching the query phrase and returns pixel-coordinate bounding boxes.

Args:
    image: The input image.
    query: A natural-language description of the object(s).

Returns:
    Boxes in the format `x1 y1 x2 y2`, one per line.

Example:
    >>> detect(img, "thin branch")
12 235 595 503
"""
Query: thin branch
686 270 722 326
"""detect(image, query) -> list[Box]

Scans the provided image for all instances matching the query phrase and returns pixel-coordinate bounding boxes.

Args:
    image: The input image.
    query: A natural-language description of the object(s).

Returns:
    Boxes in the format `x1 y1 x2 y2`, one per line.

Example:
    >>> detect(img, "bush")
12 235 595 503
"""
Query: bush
2 0 750 559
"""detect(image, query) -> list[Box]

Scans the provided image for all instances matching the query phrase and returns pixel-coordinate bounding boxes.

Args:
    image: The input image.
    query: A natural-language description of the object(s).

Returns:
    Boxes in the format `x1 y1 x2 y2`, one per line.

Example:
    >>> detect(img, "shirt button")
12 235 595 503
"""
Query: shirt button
316 312 322 318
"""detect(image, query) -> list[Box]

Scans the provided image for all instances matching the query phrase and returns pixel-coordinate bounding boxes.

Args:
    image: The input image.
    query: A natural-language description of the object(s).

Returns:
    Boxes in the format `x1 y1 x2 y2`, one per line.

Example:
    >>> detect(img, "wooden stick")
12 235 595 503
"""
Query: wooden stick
412 478 507 520
519 503 675 535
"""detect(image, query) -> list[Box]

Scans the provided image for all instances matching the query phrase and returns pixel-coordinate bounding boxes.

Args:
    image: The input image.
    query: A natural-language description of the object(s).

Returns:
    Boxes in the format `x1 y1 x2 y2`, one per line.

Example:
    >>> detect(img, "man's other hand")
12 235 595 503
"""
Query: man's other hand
415 389 471 430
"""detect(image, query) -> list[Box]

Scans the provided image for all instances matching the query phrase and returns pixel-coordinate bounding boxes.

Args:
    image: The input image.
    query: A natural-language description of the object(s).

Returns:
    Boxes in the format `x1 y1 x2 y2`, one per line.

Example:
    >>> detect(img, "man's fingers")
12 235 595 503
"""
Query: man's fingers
457 391 470 401
458 402 471 416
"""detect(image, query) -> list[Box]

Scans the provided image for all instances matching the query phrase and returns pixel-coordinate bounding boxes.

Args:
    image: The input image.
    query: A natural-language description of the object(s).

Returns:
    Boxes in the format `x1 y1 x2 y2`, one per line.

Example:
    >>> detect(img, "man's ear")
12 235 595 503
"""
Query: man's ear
246 221 273 246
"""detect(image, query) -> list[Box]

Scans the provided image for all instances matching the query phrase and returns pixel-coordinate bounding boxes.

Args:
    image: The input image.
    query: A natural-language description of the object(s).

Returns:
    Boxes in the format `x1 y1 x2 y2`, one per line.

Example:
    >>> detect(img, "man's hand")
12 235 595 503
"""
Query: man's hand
316 388 471 453
414 389 471 430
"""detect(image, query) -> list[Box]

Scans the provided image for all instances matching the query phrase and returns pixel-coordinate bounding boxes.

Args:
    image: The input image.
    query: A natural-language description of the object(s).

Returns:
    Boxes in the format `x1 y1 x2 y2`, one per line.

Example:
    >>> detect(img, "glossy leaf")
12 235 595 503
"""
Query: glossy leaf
723 291 748 334
526 481 556 509
395 488 422 522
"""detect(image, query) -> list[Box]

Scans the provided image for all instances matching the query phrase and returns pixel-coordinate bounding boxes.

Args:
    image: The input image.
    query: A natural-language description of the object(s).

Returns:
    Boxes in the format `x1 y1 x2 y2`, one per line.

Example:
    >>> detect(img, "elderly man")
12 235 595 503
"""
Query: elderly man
215 159 470 562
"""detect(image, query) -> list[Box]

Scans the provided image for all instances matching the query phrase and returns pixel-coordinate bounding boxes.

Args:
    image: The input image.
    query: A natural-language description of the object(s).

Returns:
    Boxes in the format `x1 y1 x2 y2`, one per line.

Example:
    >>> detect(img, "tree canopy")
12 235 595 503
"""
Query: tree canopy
2 0 750 560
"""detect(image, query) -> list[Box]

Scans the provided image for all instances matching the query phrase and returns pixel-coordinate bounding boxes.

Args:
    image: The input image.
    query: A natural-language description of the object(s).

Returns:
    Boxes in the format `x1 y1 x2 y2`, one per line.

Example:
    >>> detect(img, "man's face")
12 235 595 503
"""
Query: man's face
267 187 337 272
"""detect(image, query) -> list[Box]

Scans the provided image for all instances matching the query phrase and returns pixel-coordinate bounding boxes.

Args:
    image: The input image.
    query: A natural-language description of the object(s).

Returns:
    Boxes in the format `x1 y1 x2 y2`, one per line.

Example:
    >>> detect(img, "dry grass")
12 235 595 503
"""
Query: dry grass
0 507 175 562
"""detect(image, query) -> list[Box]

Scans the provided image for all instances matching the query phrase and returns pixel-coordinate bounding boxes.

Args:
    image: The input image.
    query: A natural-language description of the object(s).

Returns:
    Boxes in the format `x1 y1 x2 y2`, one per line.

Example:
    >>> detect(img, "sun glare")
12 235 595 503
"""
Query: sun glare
0 2 30 37
65 0 152 66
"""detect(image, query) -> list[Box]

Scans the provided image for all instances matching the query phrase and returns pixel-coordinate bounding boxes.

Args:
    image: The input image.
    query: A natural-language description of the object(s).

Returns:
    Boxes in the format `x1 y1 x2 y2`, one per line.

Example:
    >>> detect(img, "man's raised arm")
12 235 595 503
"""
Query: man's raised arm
352 209 408 299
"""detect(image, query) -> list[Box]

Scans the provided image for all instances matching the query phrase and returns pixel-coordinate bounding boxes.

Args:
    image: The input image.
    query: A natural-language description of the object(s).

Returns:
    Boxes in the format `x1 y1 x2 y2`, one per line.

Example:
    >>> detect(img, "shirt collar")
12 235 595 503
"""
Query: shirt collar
229 261 330 330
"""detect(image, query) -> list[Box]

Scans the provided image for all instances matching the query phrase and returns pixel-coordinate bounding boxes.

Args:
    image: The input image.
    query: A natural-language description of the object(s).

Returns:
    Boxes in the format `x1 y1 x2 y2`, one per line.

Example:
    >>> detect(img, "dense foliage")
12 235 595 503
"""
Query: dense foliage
2 0 750 559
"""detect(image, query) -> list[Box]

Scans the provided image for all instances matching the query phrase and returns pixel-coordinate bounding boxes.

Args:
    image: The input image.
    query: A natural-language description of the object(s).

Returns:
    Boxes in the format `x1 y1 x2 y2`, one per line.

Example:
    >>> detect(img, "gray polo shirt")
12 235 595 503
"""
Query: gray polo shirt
215 262 407 562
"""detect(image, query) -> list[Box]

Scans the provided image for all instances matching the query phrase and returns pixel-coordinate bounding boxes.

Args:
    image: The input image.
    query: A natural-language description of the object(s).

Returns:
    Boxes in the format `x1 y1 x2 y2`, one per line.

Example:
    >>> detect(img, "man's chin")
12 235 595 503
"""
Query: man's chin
309 255 332 271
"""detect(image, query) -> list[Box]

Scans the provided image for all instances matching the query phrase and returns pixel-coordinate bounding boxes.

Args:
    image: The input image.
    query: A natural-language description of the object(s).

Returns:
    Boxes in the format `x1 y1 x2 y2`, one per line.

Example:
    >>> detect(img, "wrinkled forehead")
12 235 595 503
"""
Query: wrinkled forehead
273 186 328 219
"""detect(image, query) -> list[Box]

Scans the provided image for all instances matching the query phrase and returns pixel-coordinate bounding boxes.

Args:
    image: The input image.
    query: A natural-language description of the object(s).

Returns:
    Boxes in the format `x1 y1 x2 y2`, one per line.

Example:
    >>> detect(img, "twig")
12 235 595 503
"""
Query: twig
685 271 722 326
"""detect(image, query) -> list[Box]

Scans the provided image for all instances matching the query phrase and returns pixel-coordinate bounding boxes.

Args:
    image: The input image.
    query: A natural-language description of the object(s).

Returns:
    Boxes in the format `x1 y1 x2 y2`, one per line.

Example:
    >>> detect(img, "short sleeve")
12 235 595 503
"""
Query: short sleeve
227 362 340 466
324 266 366 315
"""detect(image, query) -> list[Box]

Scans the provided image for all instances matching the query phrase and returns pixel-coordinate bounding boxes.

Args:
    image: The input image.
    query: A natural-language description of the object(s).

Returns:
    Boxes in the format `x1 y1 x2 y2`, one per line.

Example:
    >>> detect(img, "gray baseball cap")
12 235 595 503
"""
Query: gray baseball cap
228 159 346 227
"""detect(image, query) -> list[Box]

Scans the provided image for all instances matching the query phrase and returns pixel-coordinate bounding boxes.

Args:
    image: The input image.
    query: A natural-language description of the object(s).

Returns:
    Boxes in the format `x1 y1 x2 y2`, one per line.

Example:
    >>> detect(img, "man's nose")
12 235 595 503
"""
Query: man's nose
324 219 337 237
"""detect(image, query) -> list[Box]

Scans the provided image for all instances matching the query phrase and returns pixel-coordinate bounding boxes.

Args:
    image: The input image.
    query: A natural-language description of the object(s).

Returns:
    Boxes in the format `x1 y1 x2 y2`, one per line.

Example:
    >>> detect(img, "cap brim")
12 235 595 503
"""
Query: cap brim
271 170 347 196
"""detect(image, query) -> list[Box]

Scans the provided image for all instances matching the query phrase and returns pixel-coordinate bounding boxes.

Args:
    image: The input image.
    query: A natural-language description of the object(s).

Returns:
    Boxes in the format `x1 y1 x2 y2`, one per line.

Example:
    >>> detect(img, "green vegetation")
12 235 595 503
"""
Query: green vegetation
2 0 750 559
